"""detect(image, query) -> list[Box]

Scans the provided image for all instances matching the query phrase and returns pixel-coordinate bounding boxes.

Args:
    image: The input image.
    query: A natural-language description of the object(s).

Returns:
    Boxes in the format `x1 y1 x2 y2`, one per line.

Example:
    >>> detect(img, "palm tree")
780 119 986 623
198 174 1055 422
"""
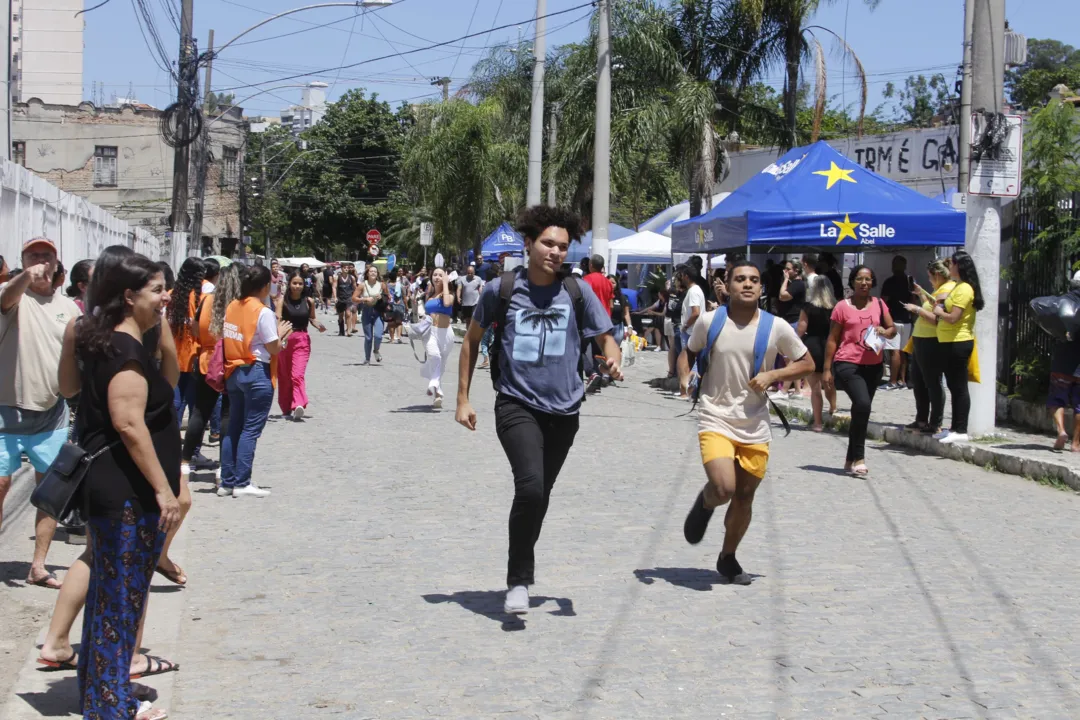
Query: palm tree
743 0 878 147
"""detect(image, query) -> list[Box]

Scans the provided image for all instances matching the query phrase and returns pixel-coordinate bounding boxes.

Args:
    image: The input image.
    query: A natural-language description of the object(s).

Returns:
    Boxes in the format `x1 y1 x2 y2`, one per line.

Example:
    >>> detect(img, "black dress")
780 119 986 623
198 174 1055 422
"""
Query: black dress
80 331 181 519
802 304 834 373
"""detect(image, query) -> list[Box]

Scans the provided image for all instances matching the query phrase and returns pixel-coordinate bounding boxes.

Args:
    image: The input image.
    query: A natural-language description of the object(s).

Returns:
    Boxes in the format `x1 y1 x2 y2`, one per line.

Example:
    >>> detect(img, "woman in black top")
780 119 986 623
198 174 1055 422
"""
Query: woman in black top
797 276 839 431
74 253 180 720
276 270 326 420
607 274 632 345
665 286 684 379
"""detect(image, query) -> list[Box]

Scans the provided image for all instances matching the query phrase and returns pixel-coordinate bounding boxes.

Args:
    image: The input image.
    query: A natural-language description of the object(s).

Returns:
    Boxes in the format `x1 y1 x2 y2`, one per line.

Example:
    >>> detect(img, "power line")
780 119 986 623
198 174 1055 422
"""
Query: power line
216 1 596 92
449 0 483 80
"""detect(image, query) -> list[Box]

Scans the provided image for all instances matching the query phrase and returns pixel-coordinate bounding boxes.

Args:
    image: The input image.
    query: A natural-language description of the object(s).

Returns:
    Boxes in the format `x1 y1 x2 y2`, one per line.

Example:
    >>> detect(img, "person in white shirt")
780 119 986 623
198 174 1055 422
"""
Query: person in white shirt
677 265 706 399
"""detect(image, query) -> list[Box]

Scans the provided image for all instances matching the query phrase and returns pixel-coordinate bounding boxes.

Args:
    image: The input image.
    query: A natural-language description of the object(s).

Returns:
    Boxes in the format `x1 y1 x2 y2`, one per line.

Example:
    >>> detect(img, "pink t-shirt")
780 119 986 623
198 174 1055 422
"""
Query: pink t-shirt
830 297 886 366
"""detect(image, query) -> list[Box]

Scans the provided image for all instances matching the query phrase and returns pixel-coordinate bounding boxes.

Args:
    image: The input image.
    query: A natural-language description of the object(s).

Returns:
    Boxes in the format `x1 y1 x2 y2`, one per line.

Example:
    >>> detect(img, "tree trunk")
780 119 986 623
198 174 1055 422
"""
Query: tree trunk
783 27 802 150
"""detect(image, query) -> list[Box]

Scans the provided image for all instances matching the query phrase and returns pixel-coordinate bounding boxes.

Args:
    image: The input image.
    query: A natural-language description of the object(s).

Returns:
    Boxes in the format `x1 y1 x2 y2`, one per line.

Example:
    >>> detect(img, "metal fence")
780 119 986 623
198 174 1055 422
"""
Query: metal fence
0 160 163 268
1001 192 1080 395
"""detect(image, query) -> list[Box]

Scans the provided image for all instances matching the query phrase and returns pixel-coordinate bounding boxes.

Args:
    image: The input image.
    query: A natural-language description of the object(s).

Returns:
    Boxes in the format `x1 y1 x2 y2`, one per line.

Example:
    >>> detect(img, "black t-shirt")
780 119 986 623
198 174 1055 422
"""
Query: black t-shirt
881 274 914 324
778 279 806 324
611 288 626 325
803 304 833 339
80 332 181 520
826 268 844 300
666 291 684 322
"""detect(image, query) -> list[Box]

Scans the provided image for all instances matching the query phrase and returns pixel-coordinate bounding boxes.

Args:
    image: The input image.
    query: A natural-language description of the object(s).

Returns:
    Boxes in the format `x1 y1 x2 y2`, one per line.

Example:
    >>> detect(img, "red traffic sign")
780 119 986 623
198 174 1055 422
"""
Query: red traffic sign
366 229 382 246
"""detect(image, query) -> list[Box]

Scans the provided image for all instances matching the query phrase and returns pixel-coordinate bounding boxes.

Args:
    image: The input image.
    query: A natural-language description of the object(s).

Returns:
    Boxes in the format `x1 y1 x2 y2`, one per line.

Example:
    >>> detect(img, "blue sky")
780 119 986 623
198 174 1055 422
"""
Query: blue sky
81 0 1076 118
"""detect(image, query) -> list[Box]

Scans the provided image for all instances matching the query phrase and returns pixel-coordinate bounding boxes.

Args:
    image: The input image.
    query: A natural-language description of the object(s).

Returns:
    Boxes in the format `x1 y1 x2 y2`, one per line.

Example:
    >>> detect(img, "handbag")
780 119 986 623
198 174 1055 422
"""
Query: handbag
31 441 115 522
968 341 981 383
205 339 226 392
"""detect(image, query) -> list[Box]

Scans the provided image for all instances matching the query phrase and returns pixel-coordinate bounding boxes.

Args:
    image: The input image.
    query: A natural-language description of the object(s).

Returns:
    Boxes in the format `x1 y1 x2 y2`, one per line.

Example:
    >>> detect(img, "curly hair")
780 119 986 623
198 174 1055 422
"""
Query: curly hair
515 205 583 243
169 257 206 334
210 264 242 337
848 264 877 289
75 254 161 358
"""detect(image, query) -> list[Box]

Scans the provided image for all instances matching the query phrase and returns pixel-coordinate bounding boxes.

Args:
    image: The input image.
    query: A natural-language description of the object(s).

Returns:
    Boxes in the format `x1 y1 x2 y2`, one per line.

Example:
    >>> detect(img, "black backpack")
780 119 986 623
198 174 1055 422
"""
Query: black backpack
489 270 587 392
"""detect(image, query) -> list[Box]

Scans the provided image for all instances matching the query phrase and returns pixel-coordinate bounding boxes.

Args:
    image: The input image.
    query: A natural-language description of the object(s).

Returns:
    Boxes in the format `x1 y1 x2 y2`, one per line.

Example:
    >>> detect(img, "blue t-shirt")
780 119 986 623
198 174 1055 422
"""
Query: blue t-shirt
474 272 613 415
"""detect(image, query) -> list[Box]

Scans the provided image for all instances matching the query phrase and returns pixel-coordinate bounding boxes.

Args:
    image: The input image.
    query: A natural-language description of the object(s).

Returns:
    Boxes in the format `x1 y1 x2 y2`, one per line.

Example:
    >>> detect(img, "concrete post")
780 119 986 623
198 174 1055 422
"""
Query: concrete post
525 0 545 207
965 0 1005 437
590 0 611 264
1 0 11 161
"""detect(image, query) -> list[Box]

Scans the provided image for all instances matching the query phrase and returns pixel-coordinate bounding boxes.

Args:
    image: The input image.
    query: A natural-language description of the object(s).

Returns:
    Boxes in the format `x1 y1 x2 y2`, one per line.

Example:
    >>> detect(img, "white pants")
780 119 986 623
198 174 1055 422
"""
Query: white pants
422 325 455 395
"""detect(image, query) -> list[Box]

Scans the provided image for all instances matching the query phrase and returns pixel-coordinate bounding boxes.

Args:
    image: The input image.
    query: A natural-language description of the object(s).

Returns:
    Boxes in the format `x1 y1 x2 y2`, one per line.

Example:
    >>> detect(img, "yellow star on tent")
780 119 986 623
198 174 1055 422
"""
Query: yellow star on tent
832 214 859 244
813 161 857 190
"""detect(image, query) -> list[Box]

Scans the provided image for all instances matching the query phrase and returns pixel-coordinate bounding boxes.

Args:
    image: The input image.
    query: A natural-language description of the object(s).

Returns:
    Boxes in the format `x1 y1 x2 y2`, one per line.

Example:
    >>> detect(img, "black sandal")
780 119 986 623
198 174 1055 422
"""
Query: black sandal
905 421 928 431
131 654 179 679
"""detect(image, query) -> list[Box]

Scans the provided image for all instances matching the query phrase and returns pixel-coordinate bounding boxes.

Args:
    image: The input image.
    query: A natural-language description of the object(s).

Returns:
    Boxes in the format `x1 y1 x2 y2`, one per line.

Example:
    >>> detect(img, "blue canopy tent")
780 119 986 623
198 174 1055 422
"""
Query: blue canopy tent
671 141 966 254
565 223 636 265
467 222 525 264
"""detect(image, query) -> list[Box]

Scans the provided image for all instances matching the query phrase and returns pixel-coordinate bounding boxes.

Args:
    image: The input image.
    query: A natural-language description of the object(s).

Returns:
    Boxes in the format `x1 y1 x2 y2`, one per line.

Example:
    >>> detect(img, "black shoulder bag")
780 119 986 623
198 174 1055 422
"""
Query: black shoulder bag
31 437 116 522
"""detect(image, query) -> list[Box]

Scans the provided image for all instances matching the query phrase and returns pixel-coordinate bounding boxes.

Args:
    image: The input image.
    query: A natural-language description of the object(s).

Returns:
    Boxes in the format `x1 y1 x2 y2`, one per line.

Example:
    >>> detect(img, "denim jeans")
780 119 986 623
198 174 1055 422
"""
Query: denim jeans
361 307 384 362
221 363 274 489
210 396 222 435
173 372 196 422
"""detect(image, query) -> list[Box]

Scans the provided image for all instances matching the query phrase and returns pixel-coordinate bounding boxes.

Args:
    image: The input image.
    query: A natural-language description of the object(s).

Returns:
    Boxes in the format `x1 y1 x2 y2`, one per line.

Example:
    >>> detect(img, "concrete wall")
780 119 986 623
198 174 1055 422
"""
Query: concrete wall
12 0 84 106
721 126 962 199
1 157 162 265
11 98 245 251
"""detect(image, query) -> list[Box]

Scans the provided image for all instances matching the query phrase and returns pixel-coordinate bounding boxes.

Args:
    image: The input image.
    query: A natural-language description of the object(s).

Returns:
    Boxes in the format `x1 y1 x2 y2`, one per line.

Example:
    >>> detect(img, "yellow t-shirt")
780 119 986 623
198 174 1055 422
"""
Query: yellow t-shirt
937 281 976 343
912 280 955 339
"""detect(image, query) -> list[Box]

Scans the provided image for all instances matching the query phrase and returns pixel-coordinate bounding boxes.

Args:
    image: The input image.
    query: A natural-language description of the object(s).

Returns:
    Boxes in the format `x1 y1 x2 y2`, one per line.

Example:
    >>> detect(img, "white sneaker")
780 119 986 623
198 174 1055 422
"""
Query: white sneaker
292 406 305 421
375 352 382 363
232 484 271 498
504 585 529 614
432 394 443 410
932 429 952 440
939 433 969 444
215 485 232 497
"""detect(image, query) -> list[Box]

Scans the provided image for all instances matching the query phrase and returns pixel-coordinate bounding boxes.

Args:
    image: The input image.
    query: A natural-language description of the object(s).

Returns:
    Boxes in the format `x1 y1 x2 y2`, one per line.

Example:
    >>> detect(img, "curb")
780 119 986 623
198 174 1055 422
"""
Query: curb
773 399 1080 493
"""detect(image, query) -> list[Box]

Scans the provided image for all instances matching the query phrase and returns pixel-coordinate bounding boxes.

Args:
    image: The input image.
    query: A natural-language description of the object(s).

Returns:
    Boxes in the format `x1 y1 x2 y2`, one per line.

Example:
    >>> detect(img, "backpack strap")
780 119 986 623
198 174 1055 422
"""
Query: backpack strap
690 307 727 405
754 310 791 436
561 274 588 386
489 271 518 390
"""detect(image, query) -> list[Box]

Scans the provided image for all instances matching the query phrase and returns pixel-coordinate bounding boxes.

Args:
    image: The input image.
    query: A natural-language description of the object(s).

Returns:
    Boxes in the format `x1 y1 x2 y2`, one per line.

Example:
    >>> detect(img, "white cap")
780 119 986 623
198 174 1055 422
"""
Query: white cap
571 267 584 276
1071 270 1080 289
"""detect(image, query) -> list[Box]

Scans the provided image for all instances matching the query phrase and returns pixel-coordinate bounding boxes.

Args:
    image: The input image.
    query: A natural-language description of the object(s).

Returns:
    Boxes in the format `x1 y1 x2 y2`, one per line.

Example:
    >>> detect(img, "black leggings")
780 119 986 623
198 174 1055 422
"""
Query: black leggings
911 337 939 426
494 394 579 588
182 371 221 461
834 362 884 463
928 340 974 434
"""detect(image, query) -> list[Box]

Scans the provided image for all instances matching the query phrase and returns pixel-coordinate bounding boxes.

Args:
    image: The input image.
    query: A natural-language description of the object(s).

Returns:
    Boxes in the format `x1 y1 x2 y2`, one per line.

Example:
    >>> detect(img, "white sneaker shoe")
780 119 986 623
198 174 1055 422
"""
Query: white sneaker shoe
375 352 382 363
504 585 529 614
232 484 271 498
432 394 443 410
939 432 969 444
932 428 952 440
215 485 232 497
292 406 305 421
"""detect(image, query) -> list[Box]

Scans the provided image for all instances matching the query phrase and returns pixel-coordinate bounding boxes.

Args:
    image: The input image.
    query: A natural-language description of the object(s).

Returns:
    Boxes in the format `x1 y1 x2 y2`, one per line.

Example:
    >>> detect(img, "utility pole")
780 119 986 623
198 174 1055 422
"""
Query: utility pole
591 0 612 265
169 0 195 264
957 0 975 192
190 29 214 252
547 103 560 206
1 0 11 161
261 143 271 261
964 0 1005 436
430 77 450 102
525 0 546 206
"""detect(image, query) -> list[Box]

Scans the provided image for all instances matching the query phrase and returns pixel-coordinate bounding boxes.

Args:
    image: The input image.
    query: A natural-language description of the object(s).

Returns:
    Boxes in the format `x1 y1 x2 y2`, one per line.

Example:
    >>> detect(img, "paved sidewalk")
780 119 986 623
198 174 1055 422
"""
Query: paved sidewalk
2 330 1080 718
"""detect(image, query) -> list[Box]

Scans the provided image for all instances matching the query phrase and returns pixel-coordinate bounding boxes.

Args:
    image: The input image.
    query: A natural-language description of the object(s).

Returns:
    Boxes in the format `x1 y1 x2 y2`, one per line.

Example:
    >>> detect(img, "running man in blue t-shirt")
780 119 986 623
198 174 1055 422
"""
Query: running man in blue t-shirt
457 205 623 615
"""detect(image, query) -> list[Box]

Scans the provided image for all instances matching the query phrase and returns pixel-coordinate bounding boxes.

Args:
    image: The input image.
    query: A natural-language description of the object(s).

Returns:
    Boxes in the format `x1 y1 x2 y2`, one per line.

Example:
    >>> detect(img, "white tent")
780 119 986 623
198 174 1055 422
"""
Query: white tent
639 193 731 237
277 256 326 269
608 230 672 265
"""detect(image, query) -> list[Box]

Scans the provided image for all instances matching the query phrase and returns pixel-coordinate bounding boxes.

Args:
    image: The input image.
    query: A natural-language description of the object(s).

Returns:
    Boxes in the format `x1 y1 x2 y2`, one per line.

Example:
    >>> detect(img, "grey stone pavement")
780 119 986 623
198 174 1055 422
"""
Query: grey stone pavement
3 322 1080 719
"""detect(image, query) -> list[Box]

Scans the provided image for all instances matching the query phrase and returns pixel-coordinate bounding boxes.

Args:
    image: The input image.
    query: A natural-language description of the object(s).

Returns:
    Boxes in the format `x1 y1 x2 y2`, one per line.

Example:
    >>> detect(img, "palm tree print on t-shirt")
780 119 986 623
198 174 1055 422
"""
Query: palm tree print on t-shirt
513 306 571 361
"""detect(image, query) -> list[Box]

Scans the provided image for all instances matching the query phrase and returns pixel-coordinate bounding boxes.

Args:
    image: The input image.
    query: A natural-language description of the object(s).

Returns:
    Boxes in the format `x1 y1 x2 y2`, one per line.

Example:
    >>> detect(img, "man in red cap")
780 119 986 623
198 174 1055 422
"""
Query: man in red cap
0 238 82 589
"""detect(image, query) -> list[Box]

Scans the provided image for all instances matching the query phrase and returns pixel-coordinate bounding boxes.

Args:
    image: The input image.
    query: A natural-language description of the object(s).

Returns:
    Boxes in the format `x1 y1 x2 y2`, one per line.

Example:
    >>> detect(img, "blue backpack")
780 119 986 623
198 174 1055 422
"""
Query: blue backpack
692 307 791 435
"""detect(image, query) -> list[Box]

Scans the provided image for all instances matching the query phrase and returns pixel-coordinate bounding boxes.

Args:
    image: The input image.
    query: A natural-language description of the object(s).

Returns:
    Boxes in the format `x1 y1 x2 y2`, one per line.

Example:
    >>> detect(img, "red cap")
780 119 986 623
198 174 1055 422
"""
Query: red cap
22 237 58 255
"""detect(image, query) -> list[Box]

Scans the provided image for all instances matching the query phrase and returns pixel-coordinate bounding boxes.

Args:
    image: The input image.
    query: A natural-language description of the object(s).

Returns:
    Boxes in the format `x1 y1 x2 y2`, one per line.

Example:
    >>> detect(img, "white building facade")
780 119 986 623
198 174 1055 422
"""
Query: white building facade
10 0 85 106
279 81 327 137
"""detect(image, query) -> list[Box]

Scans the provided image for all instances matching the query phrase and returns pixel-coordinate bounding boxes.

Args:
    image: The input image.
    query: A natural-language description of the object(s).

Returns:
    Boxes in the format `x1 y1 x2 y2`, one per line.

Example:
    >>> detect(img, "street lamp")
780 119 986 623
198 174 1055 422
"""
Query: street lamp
214 1 394 57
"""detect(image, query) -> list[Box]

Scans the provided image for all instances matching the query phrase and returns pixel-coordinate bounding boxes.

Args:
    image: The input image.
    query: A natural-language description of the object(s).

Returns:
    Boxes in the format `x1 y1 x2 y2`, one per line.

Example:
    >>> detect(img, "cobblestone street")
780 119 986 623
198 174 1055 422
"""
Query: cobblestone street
3 327 1080 719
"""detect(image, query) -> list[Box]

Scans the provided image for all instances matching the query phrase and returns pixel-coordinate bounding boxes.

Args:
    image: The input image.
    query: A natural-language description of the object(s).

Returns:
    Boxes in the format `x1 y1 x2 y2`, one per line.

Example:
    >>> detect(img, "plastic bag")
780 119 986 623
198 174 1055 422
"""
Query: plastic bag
1031 294 1080 341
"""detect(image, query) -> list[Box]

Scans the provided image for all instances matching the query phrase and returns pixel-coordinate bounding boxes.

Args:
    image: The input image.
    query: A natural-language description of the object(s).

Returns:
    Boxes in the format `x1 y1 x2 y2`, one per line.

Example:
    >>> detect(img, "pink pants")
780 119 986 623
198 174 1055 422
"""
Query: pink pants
277 330 311 415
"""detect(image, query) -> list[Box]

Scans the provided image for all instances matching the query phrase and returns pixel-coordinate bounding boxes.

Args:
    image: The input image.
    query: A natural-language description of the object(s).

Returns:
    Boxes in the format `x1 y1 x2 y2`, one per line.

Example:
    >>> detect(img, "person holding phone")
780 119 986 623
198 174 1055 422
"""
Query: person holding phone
823 266 897 477
902 259 954 434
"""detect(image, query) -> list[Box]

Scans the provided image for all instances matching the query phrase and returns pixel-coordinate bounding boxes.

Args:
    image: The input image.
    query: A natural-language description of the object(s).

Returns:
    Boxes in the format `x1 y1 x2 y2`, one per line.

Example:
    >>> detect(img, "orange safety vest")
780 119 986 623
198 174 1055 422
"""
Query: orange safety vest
173 290 199 373
196 292 216 375
223 296 277 381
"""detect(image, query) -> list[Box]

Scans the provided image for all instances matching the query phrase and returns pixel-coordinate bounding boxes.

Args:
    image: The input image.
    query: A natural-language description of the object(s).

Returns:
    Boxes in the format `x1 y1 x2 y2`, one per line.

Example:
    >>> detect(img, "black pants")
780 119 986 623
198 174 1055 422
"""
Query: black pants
495 394 579 587
928 340 974 434
834 362 884 463
182 370 221 461
911 337 939 426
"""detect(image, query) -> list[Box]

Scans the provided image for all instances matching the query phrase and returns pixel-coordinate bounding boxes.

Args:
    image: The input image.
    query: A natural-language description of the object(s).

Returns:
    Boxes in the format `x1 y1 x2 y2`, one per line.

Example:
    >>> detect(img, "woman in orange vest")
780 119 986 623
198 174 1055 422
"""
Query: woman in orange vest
219 264 293 498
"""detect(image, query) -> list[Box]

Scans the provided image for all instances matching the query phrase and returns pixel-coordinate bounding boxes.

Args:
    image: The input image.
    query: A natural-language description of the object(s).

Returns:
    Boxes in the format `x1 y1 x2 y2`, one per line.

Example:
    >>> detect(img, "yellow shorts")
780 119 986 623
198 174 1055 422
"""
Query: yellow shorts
698 432 770 479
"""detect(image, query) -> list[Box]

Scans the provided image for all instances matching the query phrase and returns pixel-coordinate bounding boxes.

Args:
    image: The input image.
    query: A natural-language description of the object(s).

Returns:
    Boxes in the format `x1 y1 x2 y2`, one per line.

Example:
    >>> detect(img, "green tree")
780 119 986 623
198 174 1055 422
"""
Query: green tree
882 73 954 128
1024 99 1080 257
1007 38 1080 108
206 92 236 114
402 99 526 260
